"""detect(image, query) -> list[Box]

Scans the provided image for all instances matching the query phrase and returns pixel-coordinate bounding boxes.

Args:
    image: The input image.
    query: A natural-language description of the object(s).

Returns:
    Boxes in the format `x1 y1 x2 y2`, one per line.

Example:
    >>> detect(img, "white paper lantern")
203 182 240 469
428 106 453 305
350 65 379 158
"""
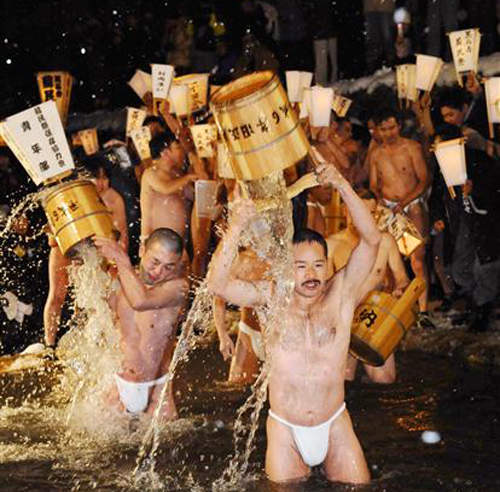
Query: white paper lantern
310 86 334 127
151 64 174 100
432 138 467 187
300 87 313 119
484 77 500 124
169 84 190 117
299 72 314 101
448 28 481 85
285 71 301 103
128 69 152 99
415 54 443 92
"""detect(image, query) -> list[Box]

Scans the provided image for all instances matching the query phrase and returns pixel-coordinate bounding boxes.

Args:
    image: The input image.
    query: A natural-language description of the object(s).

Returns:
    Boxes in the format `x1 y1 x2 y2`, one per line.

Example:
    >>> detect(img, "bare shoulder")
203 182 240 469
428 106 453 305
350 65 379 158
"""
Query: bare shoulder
141 167 155 184
402 137 423 152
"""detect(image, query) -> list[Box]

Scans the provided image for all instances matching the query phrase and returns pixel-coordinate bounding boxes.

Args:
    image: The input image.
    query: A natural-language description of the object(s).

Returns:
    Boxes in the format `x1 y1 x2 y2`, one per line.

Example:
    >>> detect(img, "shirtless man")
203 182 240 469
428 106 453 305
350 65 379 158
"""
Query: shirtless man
326 192 409 384
94 228 188 418
43 163 128 348
213 248 270 384
141 130 197 247
207 161 380 484
369 108 432 324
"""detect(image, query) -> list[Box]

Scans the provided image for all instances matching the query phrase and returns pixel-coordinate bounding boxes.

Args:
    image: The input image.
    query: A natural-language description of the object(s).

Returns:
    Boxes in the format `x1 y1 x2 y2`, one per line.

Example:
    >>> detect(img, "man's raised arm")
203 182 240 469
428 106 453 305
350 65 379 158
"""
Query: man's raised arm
93 237 188 311
206 198 270 307
316 161 381 303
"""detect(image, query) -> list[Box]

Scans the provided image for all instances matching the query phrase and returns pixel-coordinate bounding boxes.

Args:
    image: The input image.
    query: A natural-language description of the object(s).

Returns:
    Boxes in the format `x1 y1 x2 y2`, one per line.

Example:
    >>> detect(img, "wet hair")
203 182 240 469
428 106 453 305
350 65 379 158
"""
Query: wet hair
292 228 328 258
149 129 177 159
143 115 167 130
373 108 400 126
433 123 462 142
436 86 469 111
145 227 183 256
84 155 112 179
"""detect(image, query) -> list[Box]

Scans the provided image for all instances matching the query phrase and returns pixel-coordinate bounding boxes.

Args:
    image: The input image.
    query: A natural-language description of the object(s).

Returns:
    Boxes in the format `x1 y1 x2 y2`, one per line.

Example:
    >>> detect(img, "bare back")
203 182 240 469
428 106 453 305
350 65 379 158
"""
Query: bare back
140 169 190 240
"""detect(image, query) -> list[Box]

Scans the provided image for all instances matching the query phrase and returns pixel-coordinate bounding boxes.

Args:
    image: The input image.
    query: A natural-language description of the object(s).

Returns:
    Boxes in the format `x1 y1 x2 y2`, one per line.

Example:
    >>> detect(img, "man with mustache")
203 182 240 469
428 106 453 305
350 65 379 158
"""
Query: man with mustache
94 227 188 420
369 108 432 328
207 160 380 484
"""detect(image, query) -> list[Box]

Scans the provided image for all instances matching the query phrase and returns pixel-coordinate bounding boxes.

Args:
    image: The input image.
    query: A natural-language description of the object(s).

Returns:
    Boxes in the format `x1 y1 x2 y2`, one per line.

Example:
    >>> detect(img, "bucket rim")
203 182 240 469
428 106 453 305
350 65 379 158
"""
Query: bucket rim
210 70 278 111
42 179 95 205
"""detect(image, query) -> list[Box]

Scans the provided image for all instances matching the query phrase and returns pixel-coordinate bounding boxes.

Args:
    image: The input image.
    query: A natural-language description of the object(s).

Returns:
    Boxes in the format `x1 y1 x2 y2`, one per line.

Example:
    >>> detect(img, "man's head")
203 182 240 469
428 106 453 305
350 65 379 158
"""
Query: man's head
373 108 401 144
292 228 328 298
140 228 184 285
149 130 185 171
85 156 112 193
438 87 469 127
143 115 167 138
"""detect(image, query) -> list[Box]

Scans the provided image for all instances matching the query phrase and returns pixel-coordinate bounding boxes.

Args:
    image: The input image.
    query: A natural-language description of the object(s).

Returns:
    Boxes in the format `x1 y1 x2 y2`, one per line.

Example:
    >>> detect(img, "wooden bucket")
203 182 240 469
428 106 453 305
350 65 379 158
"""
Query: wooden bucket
210 71 310 181
43 180 116 256
350 278 426 366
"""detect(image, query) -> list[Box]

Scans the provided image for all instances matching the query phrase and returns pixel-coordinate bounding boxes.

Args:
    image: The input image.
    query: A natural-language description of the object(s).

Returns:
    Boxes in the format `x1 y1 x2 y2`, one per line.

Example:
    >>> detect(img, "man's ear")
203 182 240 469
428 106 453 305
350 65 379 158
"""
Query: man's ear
139 242 145 258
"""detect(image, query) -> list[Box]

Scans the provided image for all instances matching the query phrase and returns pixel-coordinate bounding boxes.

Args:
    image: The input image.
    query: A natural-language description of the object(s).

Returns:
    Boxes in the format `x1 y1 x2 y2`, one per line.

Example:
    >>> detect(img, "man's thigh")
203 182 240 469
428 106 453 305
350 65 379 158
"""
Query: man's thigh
265 416 310 483
323 410 370 484
407 202 429 237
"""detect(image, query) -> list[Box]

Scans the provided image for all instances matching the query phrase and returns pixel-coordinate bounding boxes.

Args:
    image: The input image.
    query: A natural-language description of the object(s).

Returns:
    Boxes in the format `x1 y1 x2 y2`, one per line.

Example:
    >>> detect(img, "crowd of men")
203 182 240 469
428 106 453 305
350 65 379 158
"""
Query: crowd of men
0 62 499 485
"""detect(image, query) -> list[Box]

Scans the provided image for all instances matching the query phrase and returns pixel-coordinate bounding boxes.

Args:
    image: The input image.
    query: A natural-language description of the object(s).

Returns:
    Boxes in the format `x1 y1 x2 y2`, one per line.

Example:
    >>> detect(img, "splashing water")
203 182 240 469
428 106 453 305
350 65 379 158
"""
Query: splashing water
213 171 295 490
132 279 215 490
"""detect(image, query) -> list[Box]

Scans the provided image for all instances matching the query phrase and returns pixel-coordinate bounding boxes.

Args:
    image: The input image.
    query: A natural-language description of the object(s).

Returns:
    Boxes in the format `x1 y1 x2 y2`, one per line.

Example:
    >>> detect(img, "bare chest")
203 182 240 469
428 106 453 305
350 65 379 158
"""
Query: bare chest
376 147 415 181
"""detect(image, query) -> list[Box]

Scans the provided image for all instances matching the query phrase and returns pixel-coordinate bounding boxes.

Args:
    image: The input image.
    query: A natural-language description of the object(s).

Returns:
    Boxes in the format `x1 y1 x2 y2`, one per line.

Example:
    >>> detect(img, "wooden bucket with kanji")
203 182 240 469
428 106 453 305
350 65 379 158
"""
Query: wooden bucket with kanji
42 179 115 256
210 71 309 180
350 278 425 366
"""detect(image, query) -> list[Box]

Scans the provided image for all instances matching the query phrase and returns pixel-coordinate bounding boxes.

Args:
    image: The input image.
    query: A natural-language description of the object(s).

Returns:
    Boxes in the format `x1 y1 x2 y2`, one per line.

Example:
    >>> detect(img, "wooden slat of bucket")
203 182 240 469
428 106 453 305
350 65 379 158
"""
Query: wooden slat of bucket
210 71 310 181
323 190 346 235
44 180 115 256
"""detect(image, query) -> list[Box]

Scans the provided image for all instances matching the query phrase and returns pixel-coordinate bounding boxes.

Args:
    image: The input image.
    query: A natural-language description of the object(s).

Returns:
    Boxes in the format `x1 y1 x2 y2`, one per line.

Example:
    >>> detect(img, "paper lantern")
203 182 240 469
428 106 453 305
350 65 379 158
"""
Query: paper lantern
375 205 423 257
36 71 73 125
415 54 443 92
484 77 500 138
299 72 314 101
396 64 417 103
310 86 334 127
432 137 467 188
125 107 147 138
78 128 99 156
0 101 75 185
300 87 313 119
173 73 209 113
151 64 174 100
190 124 218 158
331 94 352 117
448 28 481 85
285 71 301 103
127 69 152 99
169 84 190 117
130 126 152 161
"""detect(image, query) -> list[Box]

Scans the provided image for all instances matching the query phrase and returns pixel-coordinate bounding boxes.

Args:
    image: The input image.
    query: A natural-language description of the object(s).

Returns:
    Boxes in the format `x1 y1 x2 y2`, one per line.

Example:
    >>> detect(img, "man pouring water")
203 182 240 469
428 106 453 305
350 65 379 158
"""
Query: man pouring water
94 227 188 420
207 159 379 484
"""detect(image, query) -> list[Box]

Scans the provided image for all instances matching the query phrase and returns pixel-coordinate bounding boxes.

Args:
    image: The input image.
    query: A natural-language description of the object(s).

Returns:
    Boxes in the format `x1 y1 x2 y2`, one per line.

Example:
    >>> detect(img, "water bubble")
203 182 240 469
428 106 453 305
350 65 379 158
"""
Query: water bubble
80 48 86 54
6 58 12 65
